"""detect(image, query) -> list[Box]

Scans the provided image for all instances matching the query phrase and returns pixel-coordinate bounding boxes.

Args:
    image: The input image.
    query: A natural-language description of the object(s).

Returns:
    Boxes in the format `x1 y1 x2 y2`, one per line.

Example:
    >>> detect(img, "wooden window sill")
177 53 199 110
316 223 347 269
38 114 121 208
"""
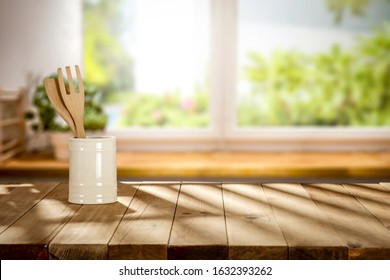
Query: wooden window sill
1 151 389 180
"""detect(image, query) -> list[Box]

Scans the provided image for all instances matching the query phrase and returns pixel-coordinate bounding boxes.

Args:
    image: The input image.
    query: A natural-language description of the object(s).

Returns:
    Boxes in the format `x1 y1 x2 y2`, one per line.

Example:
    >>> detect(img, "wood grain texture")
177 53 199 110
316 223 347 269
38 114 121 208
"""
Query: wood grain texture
0 182 60 234
342 183 390 246
262 183 347 259
379 182 390 192
109 183 180 259
168 183 228 259
222 183 287 259
1 181 389 260
304 183 390 259
343 184 390 259
49 182 138 259
0 182 80 259
0 183 18 198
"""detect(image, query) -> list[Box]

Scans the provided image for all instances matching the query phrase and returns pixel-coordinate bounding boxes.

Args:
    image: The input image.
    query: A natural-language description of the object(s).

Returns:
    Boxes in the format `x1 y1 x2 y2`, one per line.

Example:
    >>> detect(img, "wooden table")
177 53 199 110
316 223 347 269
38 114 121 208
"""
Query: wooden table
1 181 390 260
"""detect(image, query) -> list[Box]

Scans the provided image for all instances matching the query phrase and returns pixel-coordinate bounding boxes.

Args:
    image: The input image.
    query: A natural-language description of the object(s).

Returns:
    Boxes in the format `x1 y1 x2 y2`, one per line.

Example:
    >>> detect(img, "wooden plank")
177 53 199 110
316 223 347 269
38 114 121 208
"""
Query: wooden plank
0 183 18 198
222 183 287 260
49 182 139 260
343 183 390 230
343 183 390 198
262 183 347 260
0 182 60 234
304 183 390 260
168 183 227 259
109 183 180 259
343 183 390 235
0 182 81 259
379 182 390 192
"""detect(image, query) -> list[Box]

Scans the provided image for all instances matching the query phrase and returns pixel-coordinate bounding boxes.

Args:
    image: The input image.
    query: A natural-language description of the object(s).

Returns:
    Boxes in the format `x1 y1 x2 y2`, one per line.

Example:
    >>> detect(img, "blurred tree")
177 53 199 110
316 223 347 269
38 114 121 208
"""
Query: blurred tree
84 0 134 99
240 24 390 126
325 0 390 23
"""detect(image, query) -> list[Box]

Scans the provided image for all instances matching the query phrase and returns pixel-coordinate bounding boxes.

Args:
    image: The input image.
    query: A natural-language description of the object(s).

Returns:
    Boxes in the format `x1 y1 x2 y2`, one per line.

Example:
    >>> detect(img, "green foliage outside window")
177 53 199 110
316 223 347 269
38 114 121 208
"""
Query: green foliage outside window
83 0 134 98
83 0 210 128
326 0 390 23
84 0 390 128
109 88 209 128
239 23 390 127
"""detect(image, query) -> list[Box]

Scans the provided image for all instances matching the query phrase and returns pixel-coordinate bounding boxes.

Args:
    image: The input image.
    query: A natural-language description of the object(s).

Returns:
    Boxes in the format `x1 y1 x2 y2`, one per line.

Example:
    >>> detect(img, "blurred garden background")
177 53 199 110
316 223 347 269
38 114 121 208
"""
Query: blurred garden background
83 0 390 129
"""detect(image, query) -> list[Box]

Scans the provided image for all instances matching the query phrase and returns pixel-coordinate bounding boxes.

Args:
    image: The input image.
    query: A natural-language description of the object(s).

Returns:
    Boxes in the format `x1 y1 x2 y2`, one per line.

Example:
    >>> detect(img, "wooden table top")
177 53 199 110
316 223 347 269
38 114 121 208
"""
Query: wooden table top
1 181 390 260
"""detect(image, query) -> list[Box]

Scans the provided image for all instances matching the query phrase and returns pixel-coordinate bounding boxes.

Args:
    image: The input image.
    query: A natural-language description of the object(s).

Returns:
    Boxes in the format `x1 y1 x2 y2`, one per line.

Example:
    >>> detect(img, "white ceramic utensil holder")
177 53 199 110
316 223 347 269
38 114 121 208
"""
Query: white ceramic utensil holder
68 136 117 204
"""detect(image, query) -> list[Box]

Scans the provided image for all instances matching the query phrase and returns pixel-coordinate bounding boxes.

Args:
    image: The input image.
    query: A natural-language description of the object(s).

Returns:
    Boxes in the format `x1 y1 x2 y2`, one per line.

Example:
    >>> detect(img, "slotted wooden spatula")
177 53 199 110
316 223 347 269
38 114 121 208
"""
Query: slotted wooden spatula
57 65 86 138
44 78 76 134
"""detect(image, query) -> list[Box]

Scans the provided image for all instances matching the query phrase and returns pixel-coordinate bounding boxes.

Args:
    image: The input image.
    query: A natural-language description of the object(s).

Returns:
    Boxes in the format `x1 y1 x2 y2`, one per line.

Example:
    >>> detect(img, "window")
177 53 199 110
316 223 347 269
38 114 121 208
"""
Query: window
84 0 210 129
83 0 390 150
237 0 390 128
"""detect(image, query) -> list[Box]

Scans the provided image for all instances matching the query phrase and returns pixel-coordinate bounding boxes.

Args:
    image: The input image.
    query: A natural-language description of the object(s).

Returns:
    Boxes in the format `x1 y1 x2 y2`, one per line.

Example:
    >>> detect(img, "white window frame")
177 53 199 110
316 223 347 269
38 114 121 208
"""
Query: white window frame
107 0 390 151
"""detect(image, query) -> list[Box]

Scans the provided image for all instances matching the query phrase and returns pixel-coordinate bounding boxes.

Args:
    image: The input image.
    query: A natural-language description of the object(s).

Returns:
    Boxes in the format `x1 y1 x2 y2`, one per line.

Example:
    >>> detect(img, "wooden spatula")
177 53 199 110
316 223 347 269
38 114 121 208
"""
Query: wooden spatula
44 78 76 134
57 65 86 138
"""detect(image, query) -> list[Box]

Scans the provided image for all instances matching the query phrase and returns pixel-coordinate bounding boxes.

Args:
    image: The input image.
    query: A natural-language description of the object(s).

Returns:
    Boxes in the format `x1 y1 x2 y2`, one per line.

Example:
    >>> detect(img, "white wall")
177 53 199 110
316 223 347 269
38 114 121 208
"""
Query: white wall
0 0 82 92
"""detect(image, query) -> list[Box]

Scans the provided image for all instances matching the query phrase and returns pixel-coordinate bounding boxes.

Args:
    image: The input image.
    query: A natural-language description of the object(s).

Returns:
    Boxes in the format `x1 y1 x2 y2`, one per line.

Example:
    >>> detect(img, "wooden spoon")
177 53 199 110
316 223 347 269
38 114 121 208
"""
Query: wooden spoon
44 78 76 134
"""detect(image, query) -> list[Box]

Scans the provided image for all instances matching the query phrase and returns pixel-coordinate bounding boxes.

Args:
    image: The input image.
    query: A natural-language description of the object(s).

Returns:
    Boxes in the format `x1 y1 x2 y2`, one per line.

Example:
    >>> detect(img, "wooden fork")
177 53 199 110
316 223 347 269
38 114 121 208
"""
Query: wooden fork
44 78 76 134
57 65 86 138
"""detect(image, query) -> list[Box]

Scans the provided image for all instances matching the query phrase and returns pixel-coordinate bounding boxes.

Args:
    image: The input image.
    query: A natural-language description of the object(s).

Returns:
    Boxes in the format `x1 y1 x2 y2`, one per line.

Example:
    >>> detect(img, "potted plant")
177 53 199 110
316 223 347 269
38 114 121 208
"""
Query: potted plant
25 74 108 160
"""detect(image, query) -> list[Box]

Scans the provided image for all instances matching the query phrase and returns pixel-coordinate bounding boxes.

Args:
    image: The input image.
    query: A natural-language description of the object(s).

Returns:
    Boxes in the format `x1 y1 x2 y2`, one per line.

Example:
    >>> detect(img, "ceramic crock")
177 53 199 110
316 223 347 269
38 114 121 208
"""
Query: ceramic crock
68 136 117 204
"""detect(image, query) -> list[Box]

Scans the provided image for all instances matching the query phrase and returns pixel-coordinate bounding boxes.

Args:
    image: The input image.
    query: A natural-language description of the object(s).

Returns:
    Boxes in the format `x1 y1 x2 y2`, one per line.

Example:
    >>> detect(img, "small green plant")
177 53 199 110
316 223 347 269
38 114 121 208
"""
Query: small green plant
26 74 108 132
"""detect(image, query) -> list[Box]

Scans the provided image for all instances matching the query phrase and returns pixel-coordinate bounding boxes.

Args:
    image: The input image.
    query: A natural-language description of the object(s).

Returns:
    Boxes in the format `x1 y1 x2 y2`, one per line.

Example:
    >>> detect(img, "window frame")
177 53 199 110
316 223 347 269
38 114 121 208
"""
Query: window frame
103 0 390 151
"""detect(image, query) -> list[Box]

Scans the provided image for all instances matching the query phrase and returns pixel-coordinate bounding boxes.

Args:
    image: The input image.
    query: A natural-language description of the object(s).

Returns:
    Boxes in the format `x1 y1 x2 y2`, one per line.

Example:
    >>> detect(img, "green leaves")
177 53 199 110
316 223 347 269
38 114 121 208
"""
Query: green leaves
239 24 390 127
118 90 209 128
83 0 134 99
325 0 370 23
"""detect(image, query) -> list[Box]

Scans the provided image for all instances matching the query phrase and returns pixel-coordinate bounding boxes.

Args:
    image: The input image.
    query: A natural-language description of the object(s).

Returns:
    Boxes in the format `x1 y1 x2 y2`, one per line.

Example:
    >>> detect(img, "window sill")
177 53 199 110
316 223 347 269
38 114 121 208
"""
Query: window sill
1 151 389 180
